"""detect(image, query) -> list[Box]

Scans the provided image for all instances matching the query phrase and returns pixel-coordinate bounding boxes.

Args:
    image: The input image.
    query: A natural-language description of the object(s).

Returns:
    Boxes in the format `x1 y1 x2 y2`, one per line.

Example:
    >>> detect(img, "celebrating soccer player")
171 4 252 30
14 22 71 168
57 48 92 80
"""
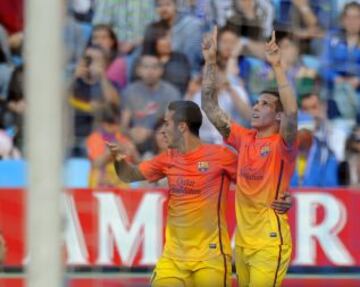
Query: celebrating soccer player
201 27 298 287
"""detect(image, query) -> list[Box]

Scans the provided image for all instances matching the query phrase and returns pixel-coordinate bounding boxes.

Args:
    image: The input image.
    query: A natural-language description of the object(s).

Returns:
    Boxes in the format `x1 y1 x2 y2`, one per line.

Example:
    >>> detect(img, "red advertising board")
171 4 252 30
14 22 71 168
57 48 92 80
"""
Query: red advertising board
0 188 359 267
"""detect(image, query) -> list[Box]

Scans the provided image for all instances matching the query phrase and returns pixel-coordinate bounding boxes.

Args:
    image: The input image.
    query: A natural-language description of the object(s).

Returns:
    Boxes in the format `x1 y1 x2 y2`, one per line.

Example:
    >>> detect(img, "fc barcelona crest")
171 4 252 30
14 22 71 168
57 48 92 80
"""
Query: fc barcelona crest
260 145 271 157
197 161 209 172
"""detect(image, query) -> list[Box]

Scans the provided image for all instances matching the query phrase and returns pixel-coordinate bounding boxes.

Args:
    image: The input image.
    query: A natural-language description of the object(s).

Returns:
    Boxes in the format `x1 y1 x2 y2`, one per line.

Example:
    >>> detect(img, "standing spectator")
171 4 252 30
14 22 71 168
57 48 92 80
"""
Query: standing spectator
291 128 339 187
300 92 349 161
86 105 139 188
225 0 274 40
69 45 120 156
90 24 128 90
150 0 204 73
121 54 180 153
320 1 360 120
92 0 156 54
345 125 360 186
142 22 191 95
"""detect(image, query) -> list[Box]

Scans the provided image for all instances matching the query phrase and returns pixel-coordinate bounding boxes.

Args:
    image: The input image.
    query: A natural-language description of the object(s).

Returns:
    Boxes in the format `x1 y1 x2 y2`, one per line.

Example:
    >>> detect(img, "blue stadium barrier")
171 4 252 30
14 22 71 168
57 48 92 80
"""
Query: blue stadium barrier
0 158 91 188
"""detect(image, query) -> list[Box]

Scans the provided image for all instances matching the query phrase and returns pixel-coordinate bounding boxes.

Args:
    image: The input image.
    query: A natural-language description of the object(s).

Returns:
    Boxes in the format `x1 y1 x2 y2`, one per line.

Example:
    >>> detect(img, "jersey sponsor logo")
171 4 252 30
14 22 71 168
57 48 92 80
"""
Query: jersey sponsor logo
260 145 271 157
240 168 264 181
197 161 209 172
169 177 201 195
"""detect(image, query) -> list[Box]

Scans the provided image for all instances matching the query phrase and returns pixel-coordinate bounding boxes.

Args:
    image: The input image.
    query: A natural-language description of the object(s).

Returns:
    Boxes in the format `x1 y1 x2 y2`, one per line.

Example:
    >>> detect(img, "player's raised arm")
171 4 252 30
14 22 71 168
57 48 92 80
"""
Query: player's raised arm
266 31 298 145
106 142 145 183
201 26 232 139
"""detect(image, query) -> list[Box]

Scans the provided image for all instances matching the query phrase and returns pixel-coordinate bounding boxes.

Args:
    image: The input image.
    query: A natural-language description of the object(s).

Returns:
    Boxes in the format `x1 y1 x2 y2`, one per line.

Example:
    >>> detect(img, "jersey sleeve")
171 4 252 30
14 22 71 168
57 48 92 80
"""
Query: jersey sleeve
86 133 105 161
138 151 169 182
278 136 298 162
220 147 238 182
224 122 250 150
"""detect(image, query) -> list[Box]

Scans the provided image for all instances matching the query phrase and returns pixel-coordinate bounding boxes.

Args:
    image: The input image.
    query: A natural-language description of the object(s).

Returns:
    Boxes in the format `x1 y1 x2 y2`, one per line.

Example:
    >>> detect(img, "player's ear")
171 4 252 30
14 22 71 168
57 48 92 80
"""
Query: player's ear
275 112 282 122
178 122 187 133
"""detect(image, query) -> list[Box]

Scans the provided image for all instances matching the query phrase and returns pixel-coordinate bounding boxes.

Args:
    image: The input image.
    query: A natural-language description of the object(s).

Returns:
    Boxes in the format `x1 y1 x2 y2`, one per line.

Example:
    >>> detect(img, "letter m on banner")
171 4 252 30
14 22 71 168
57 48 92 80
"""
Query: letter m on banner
95 192 166 266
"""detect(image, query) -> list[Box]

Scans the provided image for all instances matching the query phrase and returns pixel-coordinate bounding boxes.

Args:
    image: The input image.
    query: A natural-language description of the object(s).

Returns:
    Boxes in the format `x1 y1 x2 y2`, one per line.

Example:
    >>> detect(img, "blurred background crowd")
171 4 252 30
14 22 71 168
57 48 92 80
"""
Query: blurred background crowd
0 0 359 188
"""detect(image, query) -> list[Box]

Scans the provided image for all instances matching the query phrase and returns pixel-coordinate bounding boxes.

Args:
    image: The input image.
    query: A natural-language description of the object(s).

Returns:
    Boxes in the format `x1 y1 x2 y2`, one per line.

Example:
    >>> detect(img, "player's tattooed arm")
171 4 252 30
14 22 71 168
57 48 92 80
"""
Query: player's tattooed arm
107 142 145 183
265 31 298 146
201 26 231 139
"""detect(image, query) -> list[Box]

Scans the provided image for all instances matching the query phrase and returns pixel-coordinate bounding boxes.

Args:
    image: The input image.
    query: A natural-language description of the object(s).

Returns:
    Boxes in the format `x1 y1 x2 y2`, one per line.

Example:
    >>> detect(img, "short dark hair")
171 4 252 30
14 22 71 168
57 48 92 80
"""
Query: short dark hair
299 92 320 103
97 104 120 124
168 101 202 136
259 90 283 112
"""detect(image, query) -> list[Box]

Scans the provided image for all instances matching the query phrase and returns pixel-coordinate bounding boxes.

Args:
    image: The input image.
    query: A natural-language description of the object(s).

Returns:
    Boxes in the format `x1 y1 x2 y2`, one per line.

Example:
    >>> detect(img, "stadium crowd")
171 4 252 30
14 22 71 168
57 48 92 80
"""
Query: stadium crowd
0 0 359 188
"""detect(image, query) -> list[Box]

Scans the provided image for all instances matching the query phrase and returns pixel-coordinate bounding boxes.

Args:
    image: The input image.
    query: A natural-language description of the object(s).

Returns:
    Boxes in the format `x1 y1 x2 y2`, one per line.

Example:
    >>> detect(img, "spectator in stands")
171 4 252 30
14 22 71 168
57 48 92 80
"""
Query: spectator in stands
2 66 25 153
142 22 191 95
320 1 360 121
121 54 180 154
225 0 274 41
0 24 14 100
86 105 139 188
274 0 325 53
149 0 204 73
89 24 128 90
345 125 360 186
69 45 120 156
92 0 156 54
177 0 232 28
291 128 339 187
300 92 348 162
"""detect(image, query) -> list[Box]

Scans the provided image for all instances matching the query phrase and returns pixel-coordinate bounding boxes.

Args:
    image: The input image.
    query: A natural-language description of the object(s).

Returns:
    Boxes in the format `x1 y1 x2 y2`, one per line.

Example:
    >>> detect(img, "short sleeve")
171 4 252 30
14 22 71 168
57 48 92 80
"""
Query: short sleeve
138 152 169 182
278 136 298 162
224 122 250 150
220 147 238 182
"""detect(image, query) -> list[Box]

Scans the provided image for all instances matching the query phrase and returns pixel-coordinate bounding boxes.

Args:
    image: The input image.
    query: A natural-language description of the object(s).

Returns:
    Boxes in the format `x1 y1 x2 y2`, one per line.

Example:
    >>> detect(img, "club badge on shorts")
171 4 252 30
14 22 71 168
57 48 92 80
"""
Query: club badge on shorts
197 161 209 172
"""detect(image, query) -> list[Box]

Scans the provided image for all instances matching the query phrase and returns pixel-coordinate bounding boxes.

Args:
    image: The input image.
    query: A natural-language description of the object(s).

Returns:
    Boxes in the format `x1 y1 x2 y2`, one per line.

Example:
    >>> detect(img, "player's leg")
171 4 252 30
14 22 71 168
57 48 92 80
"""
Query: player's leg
192 254 232 287
234 246 250 287
150 256 192 287
248 245 292 287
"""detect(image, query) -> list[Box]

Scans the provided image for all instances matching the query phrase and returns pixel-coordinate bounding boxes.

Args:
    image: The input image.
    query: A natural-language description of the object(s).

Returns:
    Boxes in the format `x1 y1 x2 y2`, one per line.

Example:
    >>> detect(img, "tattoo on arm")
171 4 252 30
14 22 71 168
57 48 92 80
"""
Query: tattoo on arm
201 63 231 138
280 112 298 146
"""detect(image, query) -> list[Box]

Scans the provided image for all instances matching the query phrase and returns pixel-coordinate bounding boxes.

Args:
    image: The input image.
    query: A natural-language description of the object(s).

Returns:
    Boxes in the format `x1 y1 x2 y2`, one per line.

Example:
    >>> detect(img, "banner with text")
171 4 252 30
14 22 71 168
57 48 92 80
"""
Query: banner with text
0 188 359 267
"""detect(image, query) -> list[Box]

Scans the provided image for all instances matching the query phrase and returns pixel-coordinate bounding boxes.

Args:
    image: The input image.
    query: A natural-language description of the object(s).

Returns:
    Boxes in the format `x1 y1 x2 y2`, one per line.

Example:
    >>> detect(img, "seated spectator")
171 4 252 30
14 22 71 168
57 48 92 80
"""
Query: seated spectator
148 0 204 73
244 33 318 99
0 129 21 159
1 66 25 153
274 0 325 53
291 128 339 187
320 1 360 120
86 105 139 188
69 45 120 156
345 125 360 186
191 65 251 144
90 24 127 90
0 24 14 100
225 0 274 41
92 0 156 54
121 54 180 154
142 22 191 95
300 92 350 162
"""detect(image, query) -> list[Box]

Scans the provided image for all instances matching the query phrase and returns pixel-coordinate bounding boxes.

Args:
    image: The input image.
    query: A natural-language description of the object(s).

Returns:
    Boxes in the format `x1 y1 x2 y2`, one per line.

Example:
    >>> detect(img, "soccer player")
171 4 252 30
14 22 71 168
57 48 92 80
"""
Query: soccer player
108 100 236 287
201 28 298 287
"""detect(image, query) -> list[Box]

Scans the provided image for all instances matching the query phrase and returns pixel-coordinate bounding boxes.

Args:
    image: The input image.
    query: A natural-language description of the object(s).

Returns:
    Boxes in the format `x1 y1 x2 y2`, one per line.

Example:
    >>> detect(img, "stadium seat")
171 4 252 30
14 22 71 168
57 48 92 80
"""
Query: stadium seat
64 158 91 188
0 160 27 187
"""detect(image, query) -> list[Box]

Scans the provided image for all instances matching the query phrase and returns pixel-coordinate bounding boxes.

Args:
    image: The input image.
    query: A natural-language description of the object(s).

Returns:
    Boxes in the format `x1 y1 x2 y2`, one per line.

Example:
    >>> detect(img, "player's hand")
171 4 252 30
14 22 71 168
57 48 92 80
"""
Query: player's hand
202 26 218 64
106 142 127 162
265 31 281 67
271 192 292 214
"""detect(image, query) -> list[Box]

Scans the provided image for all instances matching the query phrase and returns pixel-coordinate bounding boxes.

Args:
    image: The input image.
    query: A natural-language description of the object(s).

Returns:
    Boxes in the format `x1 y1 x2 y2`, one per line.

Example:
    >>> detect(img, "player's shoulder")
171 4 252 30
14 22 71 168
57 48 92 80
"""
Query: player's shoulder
203 144 237 157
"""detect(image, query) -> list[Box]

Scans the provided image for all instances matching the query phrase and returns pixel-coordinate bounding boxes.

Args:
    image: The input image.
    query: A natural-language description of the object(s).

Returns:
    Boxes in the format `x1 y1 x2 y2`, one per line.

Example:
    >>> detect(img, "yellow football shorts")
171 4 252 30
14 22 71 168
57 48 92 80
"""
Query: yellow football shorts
234 245 292 287
150 254 232 287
